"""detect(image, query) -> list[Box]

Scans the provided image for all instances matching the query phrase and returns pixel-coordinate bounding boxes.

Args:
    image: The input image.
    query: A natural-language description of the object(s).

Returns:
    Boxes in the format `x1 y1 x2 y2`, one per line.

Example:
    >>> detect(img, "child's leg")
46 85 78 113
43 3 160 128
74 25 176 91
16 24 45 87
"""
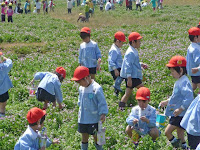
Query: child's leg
0 101 7 115
177 127 186 143
165 124 176 140
52 101 56 107
81 133 89 150
196 83 200 93
125 125 132 138
149 127 159 141
192 83 197 91
93 134 103 149
43 100 48 109
121 88 133 103
114 76 123 91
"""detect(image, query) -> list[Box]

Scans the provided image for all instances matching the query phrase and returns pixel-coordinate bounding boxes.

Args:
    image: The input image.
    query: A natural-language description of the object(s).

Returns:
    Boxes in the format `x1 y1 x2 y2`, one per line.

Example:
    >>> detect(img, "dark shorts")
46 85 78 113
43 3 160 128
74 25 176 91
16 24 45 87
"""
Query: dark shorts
0 91 9 103
89 67 96 74
36 88 56 102
110 68 121 80
187 133 200 149
125 78 142 89
191 76 200 84
169 116 184 129
78 123 98 135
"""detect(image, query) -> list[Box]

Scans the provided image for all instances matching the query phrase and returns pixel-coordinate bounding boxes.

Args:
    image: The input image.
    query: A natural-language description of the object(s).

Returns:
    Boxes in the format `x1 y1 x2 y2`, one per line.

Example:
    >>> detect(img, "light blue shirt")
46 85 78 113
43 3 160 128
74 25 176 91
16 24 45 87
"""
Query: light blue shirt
165 75 194 117
186 42 200 76
108 44 123 72
196 143 200 150
14 126 52 150
120 45 142 79
78 80 108 124
0 59 13 95
78 40 101 68
126 105 157 135
181 95 200 136
34 72 63 104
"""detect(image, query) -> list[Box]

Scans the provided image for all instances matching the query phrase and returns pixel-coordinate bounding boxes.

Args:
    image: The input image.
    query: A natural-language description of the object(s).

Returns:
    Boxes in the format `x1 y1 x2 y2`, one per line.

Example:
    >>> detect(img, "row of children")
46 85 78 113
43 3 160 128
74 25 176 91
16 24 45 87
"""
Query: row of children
1 2 13 22
1 25 200 149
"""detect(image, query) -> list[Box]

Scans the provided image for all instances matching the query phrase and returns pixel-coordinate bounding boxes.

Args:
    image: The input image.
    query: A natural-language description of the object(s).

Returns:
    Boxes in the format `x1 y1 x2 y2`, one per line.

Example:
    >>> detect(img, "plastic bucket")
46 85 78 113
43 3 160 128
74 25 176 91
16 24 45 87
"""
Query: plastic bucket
156 114 166 128
29 87 36 97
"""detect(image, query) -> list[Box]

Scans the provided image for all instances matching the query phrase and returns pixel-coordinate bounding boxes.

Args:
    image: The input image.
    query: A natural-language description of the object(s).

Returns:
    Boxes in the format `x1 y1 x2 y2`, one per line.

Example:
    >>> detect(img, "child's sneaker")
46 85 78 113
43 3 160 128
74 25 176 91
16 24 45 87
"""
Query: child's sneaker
181 143 189 150
119 101 125 111
114 89 120 97
171 138 181 148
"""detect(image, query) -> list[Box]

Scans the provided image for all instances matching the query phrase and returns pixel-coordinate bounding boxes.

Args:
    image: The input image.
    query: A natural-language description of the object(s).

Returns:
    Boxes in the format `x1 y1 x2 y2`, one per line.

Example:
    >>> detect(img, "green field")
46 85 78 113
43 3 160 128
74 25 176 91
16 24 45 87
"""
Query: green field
0 0 200 149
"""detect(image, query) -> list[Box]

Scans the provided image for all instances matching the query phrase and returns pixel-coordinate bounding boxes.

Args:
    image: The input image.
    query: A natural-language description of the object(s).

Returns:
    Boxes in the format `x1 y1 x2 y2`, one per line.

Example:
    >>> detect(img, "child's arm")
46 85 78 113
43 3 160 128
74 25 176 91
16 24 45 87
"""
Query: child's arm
0 57 13 74
159 99 169 108
78 47 82 66
30 72 47 84
95 44 102 61
108 50 119 75
192 66 200 74
126 108 138 126
191 48 200 74
54 80 63 109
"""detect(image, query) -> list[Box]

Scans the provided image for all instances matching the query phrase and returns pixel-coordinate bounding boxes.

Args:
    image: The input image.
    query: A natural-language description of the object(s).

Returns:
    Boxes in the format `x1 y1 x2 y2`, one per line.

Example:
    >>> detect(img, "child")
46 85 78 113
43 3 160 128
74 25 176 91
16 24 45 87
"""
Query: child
1 2 6 22
126 87 159 145
99 0 103 11
159 0 163 9
36 0 41 14
77 13 86 22
186 27 200 94
71 66 108 150
105 0 111 11
15 3 23 14
85 1 89 21
159 56 194 149
78 27 102 80
49 0 54 12
24 0 29 14
88 0 94 17
67 0 73 14
0 52 13 117
180 94 200 149
119 32 148 109
108 31 126 96
7 3 13 22
135 0 142 11
14 107 59 149
149 0 156 11
30 67 66 110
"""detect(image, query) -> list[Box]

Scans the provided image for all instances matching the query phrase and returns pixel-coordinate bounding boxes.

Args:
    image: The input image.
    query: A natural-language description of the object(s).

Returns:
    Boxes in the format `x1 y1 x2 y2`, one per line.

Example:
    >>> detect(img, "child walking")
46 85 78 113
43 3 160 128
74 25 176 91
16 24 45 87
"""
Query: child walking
1 2 6 22
119 32 148 109
159 56 194 149
108 31 126 96
14 107 59 149
126 87 159 145
7 3 13 22
78 27 102 80
180 94 200 149
71 66 108 150
149 0 156 11
186 27 200 94
30 67 66 110
0 52 13 117
67 0 73 14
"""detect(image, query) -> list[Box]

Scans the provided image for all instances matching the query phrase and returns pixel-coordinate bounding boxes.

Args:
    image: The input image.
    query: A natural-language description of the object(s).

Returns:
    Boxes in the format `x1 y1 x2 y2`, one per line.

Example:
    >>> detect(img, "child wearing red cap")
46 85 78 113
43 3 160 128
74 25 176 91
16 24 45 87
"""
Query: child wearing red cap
119 32 148 109
14 107 59 150
108 31 126 96
71 66 108 150
186 27 200 94
159 56 193 149
30 67 66 110
0 52 13 117
79 27 102 80
126 87 159 146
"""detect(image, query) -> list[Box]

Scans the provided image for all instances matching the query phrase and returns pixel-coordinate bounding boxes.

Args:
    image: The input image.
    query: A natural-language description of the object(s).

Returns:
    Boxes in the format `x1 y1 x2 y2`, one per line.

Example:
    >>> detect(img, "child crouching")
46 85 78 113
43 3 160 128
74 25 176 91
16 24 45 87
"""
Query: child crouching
125 87 159 145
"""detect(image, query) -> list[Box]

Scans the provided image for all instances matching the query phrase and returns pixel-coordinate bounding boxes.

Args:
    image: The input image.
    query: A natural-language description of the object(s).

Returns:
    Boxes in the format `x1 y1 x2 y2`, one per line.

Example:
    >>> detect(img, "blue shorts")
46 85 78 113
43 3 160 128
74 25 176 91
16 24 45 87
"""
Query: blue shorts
0 91 9 103
78 123 98 135
125 78 142 89
191 76 200 84
169 116 184 129
187 133 200 149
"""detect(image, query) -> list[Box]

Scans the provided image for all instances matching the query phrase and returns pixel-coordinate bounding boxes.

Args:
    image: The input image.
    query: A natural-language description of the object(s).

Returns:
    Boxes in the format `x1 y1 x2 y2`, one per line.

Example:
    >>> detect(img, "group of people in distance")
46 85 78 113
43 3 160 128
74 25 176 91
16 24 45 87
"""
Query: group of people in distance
1 25 200 150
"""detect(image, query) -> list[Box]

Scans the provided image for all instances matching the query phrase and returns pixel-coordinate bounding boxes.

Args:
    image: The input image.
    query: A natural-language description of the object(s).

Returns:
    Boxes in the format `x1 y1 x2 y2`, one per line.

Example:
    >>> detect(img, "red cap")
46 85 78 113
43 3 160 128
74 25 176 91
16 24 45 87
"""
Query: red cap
0 52 3 55
27 107 46 124
56 67 66 79
136 87 150 101
188 27 200 35
166 55 186 67
128 32 142 41
80 27 91 34
71 66 89 81
114 31 126 42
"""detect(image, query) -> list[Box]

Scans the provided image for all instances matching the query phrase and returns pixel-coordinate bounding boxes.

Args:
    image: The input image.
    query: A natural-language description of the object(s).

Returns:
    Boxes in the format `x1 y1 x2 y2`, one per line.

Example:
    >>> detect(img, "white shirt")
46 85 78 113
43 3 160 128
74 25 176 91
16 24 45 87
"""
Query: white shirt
36 2 41 9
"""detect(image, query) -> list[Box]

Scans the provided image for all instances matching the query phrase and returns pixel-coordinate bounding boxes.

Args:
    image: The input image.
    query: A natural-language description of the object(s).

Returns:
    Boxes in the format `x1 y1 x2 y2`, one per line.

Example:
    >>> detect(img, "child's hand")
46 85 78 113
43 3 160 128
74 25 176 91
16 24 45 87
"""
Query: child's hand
114 69 119 77
30 79 34 85
192 68 199 74
52 138 60 144
159 100 168 108
140 116 149 123
141 63 148 69
100 114 106 123
173 108 183 117
133 119 139 124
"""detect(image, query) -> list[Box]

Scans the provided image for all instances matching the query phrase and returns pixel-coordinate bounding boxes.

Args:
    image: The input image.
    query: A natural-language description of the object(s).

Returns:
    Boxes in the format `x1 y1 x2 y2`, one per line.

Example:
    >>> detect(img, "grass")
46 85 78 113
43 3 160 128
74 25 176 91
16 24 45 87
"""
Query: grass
0 0 199 149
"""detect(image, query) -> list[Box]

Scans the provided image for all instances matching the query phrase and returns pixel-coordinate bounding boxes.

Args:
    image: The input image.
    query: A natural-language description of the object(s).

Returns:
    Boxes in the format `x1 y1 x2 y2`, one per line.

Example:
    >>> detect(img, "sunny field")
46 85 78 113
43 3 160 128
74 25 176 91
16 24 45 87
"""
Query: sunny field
0 0 200 149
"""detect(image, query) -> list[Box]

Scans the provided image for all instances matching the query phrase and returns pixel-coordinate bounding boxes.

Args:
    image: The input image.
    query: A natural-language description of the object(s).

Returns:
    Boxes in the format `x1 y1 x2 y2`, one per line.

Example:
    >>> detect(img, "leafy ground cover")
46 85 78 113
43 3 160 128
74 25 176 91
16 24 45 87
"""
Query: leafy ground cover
0 0 200 149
